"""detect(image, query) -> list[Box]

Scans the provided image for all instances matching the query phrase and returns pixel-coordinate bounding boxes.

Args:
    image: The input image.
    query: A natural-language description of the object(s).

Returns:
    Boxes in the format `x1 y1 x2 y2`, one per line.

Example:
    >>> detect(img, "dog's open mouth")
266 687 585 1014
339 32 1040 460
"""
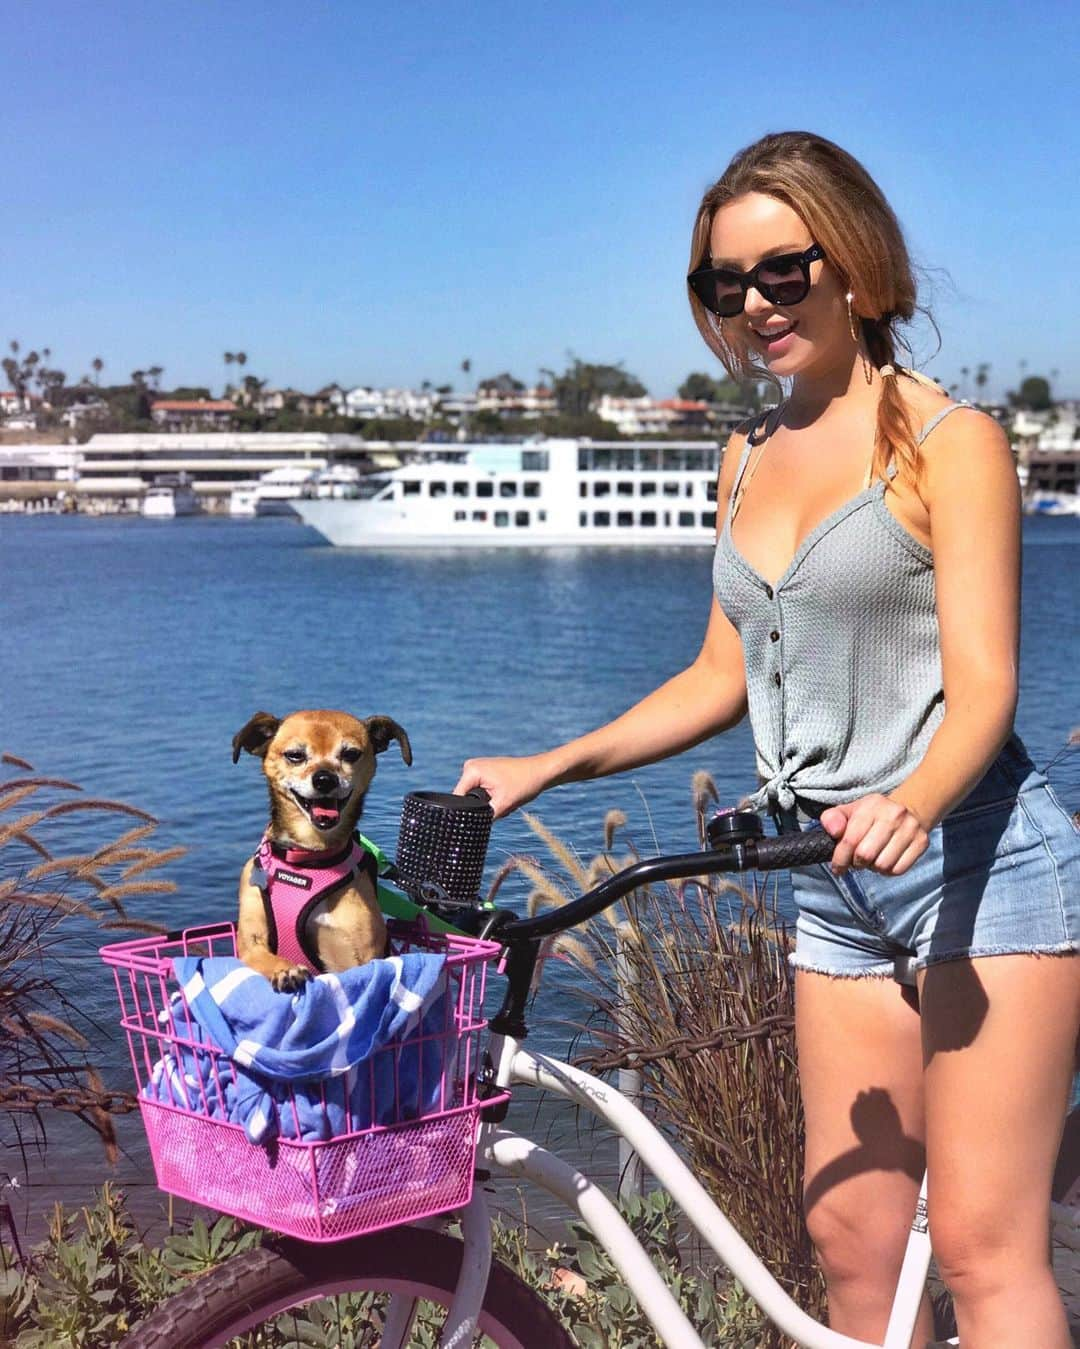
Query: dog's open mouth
290 789 352 832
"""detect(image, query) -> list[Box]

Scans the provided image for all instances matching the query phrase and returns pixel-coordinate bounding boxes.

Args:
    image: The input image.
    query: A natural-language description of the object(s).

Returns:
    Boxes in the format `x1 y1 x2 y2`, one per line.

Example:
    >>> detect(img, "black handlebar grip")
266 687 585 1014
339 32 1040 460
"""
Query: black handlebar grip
752 829 836 870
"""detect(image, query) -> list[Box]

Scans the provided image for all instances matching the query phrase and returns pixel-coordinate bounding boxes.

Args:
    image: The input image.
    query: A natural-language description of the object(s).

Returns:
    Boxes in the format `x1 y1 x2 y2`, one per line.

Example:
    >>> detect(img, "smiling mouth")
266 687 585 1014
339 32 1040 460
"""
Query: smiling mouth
752 321 797 343
289 788 352 831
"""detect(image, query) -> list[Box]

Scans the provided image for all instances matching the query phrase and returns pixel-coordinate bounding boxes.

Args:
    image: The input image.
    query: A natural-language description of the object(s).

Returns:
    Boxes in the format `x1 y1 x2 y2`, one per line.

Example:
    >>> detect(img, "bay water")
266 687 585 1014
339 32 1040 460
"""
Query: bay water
2 513 1078 1238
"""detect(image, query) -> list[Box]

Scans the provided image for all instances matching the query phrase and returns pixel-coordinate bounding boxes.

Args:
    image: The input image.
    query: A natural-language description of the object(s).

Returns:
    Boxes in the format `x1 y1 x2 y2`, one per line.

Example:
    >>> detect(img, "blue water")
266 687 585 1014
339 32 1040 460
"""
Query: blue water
2 513 1078 1231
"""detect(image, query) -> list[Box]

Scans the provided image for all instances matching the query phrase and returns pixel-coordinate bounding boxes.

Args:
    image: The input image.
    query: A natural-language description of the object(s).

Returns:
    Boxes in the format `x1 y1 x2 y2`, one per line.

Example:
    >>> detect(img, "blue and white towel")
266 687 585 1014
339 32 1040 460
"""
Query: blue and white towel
146 953 452 1145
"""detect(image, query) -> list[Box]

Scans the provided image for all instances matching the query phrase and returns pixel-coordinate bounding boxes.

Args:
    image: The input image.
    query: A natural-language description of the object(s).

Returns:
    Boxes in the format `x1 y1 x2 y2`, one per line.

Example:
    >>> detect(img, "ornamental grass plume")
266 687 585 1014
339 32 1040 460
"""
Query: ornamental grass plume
0 752 181 1164
507 776 825 1341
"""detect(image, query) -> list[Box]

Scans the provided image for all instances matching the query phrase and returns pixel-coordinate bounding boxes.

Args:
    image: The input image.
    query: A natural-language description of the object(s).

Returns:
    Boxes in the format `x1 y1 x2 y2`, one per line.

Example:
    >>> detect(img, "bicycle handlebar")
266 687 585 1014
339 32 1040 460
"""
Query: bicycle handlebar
487 822 834 1038
497 825 835 942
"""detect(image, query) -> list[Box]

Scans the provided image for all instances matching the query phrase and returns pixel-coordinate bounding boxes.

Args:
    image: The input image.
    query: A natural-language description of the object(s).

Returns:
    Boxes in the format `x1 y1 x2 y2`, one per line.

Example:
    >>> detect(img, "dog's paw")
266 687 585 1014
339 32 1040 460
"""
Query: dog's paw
270 965 312 993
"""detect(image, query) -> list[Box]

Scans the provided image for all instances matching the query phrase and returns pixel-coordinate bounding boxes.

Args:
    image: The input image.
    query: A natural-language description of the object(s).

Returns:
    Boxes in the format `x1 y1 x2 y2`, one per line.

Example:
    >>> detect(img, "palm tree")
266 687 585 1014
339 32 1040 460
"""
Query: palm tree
147 365 164 390
236 352 247 375
975 363 990 402
224 352 235 394
92 357 104 387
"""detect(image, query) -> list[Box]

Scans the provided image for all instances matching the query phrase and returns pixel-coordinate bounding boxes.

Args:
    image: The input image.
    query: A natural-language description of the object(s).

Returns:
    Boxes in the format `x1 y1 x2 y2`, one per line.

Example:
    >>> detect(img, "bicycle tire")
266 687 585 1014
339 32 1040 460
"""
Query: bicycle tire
121 1225 576 1348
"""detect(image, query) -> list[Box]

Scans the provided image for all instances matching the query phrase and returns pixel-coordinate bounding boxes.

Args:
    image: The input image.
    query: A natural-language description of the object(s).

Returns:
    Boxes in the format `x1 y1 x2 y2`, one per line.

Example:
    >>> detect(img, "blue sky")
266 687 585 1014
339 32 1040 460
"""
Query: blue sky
4 1 1077 402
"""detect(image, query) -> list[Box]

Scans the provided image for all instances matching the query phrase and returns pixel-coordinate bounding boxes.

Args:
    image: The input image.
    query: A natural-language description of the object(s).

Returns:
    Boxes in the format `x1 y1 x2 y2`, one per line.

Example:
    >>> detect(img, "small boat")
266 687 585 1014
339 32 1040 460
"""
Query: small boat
254 465 317 516
228 483 260 518
142 475 201 518
1026 491 1080 517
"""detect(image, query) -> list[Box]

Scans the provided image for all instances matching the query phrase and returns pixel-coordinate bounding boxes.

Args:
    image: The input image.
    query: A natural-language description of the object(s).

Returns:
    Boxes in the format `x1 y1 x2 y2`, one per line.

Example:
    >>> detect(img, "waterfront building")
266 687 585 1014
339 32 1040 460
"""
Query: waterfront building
150 399 235 430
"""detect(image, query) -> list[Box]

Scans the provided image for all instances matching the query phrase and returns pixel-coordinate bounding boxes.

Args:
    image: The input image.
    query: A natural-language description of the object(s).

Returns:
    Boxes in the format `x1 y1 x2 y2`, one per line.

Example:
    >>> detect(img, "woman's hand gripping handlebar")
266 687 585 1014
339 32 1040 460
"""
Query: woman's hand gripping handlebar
487 810 833 1038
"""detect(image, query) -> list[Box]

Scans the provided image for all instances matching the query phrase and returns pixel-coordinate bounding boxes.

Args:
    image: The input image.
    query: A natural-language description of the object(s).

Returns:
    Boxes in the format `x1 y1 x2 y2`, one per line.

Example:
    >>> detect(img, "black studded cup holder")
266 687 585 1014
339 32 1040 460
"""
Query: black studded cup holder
394 788 494 911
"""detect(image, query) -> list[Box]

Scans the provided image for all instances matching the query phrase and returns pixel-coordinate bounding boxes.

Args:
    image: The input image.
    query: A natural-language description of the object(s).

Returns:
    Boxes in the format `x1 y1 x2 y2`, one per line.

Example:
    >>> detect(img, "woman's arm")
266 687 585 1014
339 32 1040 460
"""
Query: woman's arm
825 410 1021 874
455 431 752 816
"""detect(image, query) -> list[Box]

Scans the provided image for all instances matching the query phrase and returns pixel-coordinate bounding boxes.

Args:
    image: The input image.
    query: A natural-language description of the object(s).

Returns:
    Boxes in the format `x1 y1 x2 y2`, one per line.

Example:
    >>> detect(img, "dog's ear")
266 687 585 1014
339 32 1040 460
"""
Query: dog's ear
364 716 412 766
232 712 281 764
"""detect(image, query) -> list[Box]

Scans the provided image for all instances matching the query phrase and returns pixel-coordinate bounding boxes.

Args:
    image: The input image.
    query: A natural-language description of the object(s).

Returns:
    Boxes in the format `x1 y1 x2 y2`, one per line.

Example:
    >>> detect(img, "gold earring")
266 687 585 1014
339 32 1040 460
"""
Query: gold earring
846 292 860 343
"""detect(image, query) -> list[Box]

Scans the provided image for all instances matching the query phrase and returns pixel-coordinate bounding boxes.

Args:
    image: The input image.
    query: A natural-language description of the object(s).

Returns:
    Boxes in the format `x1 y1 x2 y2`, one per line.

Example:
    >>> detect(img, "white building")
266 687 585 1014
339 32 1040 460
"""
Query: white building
342 386 437 422
595 396 711 436
474 384 557 419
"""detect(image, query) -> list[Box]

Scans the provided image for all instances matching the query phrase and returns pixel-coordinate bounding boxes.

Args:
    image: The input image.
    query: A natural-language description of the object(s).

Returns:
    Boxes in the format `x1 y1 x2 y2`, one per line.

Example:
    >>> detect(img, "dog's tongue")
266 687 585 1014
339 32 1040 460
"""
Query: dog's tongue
312 804 340 823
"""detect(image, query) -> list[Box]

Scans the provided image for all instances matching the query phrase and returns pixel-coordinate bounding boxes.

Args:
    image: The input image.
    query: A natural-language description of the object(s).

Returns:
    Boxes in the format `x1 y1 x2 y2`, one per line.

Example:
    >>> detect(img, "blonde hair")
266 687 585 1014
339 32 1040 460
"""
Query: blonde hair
689 131 935 484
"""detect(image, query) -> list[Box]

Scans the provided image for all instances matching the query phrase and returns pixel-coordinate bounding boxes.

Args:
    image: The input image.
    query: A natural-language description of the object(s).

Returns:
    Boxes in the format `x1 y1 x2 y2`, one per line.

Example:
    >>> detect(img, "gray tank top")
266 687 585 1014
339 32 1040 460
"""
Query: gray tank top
713 402 975 813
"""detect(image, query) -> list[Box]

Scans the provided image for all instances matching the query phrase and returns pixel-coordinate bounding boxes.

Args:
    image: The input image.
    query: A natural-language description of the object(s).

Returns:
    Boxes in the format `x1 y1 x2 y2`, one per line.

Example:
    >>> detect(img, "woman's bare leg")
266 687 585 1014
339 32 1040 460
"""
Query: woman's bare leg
920 953 1080 1348
796 969 936 1345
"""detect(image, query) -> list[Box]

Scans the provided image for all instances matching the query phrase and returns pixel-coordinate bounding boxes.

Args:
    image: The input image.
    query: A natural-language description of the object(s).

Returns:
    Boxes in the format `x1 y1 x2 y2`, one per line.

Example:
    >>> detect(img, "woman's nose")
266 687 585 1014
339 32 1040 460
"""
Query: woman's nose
743 284 773 319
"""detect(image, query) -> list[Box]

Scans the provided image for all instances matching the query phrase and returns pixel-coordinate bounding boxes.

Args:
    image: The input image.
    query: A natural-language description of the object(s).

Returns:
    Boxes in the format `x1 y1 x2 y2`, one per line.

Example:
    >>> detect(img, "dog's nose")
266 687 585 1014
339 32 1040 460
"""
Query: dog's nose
312 769 337 794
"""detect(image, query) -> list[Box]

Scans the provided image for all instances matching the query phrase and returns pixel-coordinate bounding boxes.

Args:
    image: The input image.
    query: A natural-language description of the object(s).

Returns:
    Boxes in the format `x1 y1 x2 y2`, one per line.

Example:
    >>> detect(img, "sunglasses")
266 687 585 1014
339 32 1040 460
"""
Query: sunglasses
687 243 826 318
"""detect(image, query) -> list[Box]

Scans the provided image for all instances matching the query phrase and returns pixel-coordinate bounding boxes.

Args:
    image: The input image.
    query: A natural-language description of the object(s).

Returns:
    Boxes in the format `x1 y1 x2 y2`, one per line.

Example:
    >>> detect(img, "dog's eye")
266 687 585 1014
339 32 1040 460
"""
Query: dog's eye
283 748 307 765
340 747 361 765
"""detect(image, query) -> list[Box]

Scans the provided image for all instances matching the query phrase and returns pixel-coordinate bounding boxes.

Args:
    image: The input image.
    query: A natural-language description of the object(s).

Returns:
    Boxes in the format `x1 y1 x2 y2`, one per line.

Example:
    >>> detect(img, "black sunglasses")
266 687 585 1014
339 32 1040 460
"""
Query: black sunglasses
687 243 826 318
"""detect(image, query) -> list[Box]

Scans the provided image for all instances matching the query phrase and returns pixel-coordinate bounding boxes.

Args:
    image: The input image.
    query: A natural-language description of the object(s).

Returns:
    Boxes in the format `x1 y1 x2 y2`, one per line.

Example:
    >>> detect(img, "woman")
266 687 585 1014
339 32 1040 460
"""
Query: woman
456 132 1080 1346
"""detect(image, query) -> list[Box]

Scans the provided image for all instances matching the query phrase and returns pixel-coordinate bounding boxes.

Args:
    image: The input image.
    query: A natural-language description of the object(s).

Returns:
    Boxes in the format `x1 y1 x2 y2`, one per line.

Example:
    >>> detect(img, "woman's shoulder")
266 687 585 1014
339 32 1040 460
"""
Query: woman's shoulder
898 373 1003 449
897 375 1013 500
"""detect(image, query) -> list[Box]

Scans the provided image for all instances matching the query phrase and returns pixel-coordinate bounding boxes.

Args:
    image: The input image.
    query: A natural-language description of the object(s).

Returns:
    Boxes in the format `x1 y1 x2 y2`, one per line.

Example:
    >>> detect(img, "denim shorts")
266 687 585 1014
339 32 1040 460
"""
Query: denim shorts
779 735 1080 977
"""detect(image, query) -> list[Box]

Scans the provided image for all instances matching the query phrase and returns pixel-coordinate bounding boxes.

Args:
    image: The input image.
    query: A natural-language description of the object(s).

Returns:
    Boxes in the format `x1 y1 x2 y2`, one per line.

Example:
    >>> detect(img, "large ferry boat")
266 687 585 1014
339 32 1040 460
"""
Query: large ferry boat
291 439 721 547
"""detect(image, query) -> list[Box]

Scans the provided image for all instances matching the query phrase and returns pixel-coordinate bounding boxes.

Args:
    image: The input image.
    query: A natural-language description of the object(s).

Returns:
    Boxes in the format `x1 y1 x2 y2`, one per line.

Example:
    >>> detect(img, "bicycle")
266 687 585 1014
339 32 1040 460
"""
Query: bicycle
106 808 974 1348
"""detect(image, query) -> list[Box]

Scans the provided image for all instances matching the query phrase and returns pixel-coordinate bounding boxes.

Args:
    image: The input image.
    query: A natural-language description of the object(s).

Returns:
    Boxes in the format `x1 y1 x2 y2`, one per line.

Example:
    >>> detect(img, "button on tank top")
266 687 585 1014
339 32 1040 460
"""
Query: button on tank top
713 403 973 813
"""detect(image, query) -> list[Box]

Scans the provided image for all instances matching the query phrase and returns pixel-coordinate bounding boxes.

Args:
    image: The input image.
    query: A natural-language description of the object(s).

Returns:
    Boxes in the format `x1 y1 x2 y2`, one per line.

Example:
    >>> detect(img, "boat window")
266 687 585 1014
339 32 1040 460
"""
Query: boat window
592 448 613 470
472 510 488 521
499 481 517 498
515 511 529 526
679 511 695 526
662 449 686 472
577 448 591 471
662 481 680 497
579 511 587 527
640 511 657 527
403 480 421 496
454 510 467 521
523 481 540 498
593 511 611 527
579 482 588 498
617 511 633 527
476 481 494 498
684 483 693 497
664 512 671 526
617 481 634 496
495 511 510 527
429 481 447 497
615 449 636 470
640 481 657 496
522 450 549 471
706 481 718 503
453 481 470 497
538 510 547 522
701 511 716 529
639 448 658 471
593 481 610 497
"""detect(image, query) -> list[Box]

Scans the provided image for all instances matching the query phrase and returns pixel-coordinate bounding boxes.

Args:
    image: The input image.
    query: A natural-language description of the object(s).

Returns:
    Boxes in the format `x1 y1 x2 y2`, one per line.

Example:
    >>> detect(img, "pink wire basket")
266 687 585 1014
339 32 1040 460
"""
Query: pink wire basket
101 920 508 1243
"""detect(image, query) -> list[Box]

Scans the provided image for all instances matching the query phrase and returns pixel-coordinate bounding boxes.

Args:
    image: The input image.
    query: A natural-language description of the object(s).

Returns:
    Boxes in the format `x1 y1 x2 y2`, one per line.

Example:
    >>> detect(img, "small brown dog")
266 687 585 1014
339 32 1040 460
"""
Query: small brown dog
232 709 412 990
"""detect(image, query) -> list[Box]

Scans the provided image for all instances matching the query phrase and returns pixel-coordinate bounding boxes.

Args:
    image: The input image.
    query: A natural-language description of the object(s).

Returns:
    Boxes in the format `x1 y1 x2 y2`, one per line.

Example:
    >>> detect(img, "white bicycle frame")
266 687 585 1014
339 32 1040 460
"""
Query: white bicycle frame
399 1023 955 1349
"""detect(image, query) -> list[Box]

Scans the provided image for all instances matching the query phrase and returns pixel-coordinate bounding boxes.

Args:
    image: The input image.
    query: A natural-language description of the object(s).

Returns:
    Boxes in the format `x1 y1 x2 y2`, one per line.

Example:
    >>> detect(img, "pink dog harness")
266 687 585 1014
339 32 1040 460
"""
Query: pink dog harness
250 833 379 973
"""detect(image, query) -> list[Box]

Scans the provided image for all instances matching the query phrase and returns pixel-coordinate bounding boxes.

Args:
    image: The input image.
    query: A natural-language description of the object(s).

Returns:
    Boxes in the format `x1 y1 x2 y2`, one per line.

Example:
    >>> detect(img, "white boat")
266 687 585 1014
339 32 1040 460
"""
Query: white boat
142 476 201 518
1026 491 1080 517
291 439 720 548
313 463 362 498
254 464 318 516
228 482 260 517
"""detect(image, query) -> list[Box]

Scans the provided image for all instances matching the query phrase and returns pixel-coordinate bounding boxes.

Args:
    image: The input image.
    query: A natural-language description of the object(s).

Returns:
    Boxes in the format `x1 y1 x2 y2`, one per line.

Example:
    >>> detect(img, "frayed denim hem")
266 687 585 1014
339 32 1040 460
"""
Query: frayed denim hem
914 941 1080 972
787 953 896 979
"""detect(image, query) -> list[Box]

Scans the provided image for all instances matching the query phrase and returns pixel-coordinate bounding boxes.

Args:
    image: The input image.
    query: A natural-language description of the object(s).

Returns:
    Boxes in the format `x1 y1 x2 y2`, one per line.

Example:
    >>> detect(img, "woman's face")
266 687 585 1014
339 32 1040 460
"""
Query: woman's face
708 192 852 380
